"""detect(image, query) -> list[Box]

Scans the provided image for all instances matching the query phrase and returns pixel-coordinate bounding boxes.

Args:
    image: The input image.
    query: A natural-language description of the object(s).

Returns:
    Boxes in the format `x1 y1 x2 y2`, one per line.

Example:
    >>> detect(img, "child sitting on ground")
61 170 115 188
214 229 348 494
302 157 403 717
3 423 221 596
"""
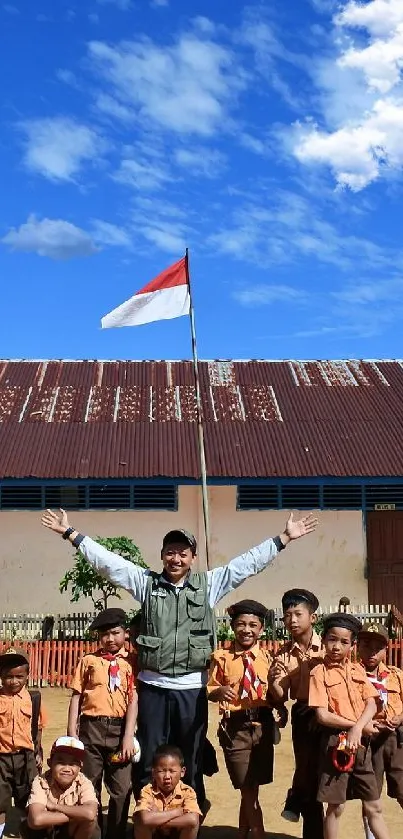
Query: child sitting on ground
208 600 284 839
24 737 97 839
0 648 46 839
309 613 390 839
133 745 201 839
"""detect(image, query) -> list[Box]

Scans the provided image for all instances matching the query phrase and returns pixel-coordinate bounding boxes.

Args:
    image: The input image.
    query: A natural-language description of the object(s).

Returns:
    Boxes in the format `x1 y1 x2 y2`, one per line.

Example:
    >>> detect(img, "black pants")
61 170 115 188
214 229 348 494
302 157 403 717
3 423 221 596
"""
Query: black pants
137 681 208 805
0 750 37 812
79 715 131 839
291 703 324 839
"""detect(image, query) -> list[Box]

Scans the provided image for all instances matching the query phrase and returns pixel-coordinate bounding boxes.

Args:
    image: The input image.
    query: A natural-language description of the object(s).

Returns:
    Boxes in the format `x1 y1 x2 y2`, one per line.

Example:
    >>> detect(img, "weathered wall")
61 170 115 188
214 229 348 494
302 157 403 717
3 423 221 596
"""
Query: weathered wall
0 486 367 613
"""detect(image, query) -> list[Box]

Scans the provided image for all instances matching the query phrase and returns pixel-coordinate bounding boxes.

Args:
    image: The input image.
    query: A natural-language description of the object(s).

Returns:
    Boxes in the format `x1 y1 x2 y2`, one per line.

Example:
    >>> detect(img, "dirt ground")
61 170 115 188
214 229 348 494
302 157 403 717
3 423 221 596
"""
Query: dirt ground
8 688 402 839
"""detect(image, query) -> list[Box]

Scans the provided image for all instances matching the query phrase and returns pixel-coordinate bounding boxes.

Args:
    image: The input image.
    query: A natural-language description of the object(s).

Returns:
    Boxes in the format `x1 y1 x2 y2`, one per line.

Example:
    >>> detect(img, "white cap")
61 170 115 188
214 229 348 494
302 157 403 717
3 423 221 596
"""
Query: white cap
51 736 85 760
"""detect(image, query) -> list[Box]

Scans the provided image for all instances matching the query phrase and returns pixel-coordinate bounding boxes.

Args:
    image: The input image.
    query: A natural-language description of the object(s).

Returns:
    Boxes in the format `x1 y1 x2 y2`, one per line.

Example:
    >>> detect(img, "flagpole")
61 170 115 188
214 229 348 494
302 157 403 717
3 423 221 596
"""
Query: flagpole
185 248 211 570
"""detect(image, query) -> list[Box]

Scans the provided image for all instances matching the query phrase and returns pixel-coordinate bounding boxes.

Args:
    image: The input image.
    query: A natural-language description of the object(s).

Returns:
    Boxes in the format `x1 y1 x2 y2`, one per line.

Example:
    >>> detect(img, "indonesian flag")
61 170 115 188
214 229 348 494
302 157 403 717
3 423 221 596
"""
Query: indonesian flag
101 256 190 328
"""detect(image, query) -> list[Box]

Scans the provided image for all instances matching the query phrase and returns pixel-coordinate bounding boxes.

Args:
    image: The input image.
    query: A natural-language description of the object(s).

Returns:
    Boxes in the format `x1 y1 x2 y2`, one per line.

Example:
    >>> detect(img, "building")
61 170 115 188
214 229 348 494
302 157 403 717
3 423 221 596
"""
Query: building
0 358 403 613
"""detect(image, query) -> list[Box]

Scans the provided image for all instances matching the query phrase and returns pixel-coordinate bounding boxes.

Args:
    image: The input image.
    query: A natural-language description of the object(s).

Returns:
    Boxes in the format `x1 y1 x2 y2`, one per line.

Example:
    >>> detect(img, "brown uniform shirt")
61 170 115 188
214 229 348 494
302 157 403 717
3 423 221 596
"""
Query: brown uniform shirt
207 643 272 713
0 687 47 753
273 631 322 702
71 649 135 718
135 781 201 815
309 659 378 722
368 665 403 723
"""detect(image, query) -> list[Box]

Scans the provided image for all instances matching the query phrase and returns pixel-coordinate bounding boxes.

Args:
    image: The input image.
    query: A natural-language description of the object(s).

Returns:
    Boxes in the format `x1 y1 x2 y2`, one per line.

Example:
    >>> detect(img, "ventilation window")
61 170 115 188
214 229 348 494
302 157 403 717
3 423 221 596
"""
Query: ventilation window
133 485 177 511
237 486 279 510
281 485 320 509
88 484 131 509
365 485 403 509
323 485 362 510
0 485 43 509
45 485 86 509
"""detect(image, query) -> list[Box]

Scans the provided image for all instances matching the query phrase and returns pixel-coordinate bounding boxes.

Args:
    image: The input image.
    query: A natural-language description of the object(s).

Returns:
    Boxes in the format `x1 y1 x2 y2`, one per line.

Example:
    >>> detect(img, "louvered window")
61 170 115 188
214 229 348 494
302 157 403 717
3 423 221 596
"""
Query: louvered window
237 486 279 510
365 485 403 509
133 485 177 511
45 485 86 509
88 485 131 509
0 485 43 509
281 485 321 509
323 485 362 510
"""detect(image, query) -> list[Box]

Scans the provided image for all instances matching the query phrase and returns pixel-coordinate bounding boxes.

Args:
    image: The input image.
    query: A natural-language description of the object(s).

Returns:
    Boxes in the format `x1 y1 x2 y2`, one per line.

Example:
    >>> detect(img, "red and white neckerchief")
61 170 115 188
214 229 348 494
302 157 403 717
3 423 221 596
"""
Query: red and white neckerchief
101 653 121 692
241 652 263 700
366 670 388 708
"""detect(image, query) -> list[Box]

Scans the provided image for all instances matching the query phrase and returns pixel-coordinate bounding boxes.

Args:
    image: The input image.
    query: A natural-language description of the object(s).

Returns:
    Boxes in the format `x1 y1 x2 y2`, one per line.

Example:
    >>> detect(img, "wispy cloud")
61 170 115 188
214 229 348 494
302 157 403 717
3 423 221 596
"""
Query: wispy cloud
233 284 306 306
2 216 97 260
91 220 132 248
3 4 19 14
174 146 226 177
96 0 132 9
291 0 403 190
19 117 104 182
113 157 172 190
88 27 245 136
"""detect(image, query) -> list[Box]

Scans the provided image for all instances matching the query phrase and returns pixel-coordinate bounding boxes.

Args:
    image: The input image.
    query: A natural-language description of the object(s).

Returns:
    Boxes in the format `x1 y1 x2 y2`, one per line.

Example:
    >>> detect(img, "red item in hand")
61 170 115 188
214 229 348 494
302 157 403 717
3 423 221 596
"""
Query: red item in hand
332 732 355 773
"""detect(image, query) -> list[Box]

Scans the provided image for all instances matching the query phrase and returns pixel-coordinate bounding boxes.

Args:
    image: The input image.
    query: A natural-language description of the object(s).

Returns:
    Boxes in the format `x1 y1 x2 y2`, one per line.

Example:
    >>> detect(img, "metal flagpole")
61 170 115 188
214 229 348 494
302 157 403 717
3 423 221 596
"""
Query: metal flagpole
185 248 211 570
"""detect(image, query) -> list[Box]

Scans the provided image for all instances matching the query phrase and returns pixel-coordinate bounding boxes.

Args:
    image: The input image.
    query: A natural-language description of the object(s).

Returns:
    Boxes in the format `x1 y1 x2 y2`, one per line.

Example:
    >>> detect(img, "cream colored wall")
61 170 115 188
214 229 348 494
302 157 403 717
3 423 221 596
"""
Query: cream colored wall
0 485 367 614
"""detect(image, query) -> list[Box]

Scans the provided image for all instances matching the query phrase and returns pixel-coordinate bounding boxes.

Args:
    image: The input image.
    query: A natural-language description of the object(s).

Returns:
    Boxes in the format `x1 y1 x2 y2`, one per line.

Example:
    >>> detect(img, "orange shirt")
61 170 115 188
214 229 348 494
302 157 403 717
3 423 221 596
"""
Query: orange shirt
207 643 272 713
368 665 403 723
0 687 47 753
273 631 322 703
71 649 135 718
28 771 97 807
309 659 378 723
135 781 201 815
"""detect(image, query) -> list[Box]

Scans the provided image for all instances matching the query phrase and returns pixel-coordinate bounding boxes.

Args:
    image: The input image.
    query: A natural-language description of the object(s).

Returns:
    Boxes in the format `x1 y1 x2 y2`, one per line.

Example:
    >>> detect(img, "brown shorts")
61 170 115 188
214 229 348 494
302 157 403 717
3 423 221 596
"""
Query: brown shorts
0 750 37 812
218 710 274 790
371 728 403 800
317 732 380 804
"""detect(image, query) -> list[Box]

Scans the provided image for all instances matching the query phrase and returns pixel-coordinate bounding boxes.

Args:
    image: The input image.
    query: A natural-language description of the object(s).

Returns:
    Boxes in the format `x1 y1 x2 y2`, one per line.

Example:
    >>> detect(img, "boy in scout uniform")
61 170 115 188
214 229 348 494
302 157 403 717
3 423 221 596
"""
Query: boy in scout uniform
68 608 137 839
358 622 403 838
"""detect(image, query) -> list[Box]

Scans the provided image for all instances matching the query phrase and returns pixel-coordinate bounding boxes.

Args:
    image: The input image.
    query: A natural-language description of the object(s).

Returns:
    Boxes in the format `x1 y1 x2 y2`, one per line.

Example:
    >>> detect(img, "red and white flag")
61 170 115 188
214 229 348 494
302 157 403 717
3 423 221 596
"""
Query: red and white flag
101 256 190 328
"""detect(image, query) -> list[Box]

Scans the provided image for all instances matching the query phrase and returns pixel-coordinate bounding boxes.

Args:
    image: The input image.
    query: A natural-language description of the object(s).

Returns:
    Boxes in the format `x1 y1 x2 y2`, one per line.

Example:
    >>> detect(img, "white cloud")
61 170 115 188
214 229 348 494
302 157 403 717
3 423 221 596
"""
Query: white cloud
113 157 172 190
3 4 20 13
2 216 97 260
291 0 403 190
140 223 186 253
239 133 266 154
233 284 306 306
20 117 104 182
150 0 168 6
92 220 132 248
174 146 226 177
95 93 134 122
88 28 244 136
332 277 403 304
96 0 131 9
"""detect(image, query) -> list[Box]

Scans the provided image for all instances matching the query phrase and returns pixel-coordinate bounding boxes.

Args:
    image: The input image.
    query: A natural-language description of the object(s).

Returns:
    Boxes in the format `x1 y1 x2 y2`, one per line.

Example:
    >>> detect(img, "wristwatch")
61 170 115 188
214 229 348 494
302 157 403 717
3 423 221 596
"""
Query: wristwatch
62 527 75 540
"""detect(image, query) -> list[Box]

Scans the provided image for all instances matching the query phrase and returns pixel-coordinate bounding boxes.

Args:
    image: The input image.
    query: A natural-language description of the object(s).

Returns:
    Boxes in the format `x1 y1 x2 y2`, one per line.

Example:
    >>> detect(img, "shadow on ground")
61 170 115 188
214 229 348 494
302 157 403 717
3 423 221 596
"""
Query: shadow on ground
201 827 296 839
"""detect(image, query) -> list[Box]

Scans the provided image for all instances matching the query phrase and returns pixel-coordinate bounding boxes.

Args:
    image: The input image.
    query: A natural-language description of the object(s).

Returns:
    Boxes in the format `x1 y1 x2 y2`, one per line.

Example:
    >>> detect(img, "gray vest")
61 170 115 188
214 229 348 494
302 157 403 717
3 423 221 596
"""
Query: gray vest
137 571 216 678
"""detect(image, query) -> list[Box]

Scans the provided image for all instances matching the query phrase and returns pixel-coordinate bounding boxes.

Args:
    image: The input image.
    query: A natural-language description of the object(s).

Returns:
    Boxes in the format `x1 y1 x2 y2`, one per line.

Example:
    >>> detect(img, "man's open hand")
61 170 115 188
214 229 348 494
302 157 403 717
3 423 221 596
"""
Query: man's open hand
284 512 318 541
41 508 70 535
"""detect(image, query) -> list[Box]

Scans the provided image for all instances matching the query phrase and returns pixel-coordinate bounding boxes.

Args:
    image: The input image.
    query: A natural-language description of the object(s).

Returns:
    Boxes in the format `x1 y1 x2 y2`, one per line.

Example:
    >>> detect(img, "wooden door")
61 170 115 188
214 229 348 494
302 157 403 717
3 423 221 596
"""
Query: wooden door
367 511 403 608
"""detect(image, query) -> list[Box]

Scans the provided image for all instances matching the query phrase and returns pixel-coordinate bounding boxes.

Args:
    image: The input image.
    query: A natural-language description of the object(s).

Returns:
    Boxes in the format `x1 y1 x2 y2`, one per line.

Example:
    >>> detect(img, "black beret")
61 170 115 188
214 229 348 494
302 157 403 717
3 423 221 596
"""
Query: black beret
0 648 29 670
162 529 197 554
282 589 319 611
322 613 362 638
89 608 127 631
227 600 269 623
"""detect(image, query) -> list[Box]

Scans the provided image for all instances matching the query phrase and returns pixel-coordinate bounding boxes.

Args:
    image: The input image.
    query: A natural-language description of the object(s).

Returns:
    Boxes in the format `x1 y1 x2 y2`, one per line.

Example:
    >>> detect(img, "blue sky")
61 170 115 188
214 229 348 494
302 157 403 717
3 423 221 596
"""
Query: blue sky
1 0 403 361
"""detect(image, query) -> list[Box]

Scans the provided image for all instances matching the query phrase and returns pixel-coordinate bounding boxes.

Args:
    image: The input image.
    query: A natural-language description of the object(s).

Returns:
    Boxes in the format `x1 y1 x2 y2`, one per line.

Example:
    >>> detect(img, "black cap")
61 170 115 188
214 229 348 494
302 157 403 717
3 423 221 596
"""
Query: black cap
0 648 29 670
162 529 197 555
89 608 127 632
358 622 389 644
227 600 269 623
282 589 319 612
323 613 362 638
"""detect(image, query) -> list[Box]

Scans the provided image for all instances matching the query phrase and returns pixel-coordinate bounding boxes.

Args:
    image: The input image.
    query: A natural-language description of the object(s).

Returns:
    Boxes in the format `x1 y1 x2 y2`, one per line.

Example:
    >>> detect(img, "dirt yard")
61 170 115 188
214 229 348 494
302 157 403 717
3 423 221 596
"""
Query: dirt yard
8 688 402 838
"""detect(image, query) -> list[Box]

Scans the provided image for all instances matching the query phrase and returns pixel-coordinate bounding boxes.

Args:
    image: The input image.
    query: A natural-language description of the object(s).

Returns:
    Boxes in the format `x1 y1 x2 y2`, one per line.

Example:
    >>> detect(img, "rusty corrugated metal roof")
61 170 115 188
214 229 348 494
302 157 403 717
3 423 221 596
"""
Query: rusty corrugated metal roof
1 359 403 479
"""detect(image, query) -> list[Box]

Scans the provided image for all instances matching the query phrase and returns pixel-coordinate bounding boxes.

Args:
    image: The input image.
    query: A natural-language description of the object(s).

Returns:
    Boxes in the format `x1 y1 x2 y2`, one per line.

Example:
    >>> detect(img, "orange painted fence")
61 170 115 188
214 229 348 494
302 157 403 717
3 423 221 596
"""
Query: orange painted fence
3 638 403 688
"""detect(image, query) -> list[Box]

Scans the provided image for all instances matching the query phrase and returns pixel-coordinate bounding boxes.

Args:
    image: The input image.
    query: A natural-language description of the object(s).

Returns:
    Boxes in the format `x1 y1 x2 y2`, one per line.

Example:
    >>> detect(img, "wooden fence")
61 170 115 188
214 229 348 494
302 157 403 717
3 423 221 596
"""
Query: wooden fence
3 637 403 689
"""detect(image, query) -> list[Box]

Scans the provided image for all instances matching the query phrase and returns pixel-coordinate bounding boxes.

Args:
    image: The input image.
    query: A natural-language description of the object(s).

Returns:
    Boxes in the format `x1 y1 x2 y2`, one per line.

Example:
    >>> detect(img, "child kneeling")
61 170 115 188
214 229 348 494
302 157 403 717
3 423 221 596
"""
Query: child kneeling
24 737 97 839
133 746 201 839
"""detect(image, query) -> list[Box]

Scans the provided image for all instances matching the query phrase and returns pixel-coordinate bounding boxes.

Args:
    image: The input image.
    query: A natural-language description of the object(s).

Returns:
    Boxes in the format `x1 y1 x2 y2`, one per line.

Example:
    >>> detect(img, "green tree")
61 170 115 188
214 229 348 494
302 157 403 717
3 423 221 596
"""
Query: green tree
59 536 148 612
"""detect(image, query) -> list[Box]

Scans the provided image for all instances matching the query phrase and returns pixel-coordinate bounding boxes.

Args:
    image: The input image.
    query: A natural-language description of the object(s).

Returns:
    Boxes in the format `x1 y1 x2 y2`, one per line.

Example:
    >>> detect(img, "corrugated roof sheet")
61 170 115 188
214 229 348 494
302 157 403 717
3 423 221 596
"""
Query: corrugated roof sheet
1 359 403 479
